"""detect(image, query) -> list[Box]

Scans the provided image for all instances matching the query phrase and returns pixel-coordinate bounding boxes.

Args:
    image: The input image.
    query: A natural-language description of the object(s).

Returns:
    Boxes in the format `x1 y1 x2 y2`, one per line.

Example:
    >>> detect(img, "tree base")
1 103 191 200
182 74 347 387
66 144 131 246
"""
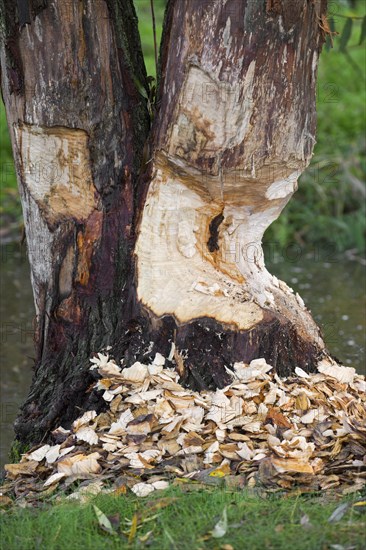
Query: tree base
14 298 326 448
113 311 325 391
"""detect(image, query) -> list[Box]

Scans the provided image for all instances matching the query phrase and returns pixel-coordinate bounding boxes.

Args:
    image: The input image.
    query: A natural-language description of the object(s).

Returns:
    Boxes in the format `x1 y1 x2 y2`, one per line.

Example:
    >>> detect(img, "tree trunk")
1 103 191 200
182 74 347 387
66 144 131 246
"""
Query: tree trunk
0 0 150 444
0 0 329 448
135 0 329 390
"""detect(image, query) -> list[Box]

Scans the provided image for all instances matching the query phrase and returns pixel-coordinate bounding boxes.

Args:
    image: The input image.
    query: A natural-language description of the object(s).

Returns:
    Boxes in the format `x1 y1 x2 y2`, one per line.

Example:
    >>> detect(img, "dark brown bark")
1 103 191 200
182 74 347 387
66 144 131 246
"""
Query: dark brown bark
0 0 330 448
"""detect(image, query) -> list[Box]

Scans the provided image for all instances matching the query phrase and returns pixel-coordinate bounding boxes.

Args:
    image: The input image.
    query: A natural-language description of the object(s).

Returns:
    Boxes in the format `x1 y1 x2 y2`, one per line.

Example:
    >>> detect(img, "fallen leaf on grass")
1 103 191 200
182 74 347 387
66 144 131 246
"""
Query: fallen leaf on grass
151 480 169 491
209 463 231 477
131 480 169 497
143 497 178 514
93 505 117 536
224 475 246 490
139 530 153 543
328 502 349 523
128 514 138 544
113 484 127 496
76 481 103 498
352 500 366 513
300 513 312 529
212 507 228 538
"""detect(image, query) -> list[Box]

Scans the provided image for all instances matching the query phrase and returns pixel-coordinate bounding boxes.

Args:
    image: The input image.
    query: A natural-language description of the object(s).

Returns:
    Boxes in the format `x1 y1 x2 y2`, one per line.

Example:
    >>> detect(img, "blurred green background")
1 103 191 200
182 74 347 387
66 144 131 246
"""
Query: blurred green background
0 0 365 253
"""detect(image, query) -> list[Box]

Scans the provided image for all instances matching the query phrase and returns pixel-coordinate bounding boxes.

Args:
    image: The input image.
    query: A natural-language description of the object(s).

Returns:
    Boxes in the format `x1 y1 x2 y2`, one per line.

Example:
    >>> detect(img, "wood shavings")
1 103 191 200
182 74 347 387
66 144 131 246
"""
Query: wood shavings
2 355 365 502
121 362 149 383
317 359 356 384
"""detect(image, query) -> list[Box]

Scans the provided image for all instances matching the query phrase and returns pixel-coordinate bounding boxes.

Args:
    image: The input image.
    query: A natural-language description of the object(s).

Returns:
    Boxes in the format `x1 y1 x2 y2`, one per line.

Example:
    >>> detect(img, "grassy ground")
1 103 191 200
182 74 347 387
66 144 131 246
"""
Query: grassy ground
0 0 365 251
1 486 365 550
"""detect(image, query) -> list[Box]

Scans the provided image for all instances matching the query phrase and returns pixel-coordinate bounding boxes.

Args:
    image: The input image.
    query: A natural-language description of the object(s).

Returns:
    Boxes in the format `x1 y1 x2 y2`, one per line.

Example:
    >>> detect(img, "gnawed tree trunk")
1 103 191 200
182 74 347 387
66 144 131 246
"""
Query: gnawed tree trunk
0 0 329 447
135 0 328 389
0 0 150 444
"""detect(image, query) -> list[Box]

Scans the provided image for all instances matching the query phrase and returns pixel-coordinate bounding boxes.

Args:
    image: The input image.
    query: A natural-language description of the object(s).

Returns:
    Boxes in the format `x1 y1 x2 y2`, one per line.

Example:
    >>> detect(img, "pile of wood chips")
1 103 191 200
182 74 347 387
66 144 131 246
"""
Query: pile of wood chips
2 353 365 504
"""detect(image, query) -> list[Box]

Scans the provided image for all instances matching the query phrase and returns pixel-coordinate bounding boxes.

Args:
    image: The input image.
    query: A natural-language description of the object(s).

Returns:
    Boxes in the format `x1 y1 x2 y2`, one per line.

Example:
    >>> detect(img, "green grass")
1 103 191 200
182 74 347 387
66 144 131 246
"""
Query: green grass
1 487 365 550
0 0 365 251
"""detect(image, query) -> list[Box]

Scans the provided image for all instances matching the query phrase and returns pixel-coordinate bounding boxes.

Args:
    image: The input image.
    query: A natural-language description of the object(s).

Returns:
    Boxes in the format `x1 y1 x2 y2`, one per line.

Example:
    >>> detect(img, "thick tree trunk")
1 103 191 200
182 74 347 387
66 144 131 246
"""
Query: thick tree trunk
1 0 329 447
134 0 329 387
0 0 150 444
